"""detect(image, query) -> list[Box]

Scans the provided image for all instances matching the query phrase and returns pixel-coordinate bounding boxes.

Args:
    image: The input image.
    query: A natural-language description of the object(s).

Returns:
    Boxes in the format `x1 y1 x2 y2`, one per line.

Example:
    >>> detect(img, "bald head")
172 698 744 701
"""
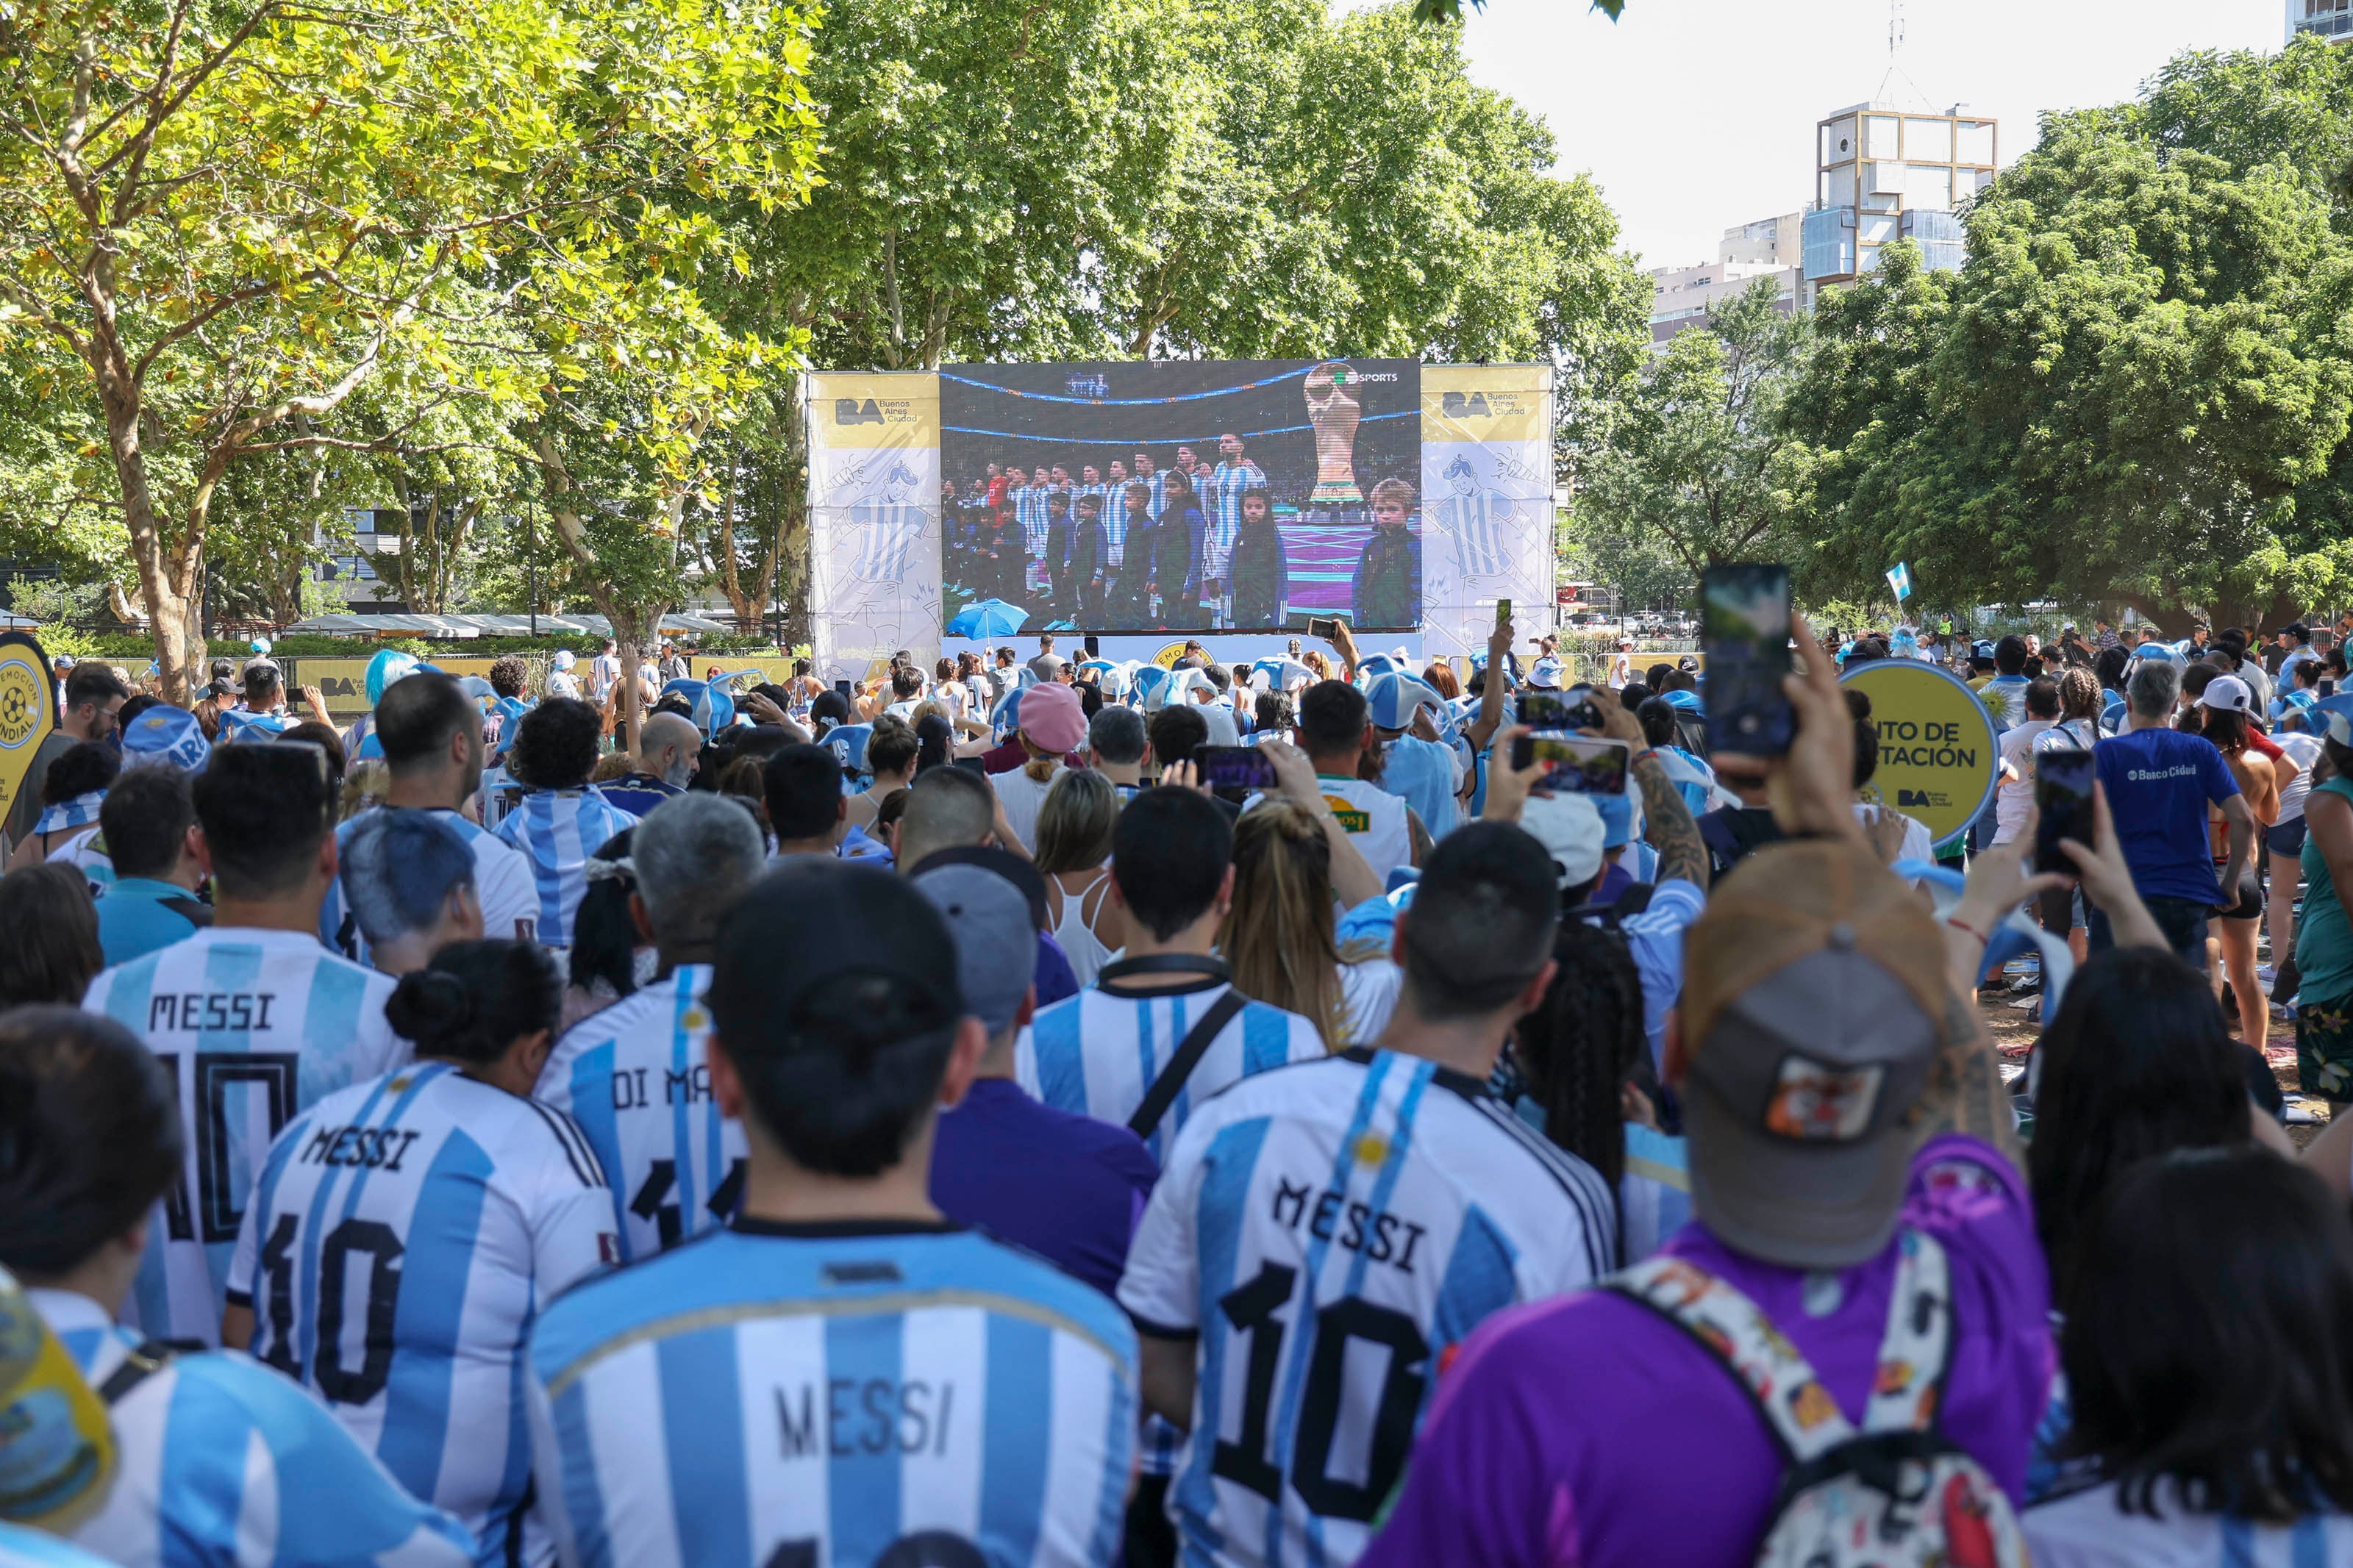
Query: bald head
639 712 703 790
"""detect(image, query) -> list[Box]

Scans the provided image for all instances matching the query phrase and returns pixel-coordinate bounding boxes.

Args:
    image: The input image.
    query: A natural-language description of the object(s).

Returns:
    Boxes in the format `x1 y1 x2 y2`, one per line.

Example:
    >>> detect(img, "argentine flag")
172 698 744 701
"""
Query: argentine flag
1886 560 1913 602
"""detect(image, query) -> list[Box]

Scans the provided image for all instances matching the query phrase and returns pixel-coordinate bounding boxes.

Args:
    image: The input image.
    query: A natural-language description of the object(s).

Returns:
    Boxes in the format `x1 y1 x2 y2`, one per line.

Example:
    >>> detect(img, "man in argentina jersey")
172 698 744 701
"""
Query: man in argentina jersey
1016 789 1324 1166
322 673 540 958
83 746 409 1347
224 1042 615 1565
527 860 1137 1568
492 699 638 949
5 1009 472 1568
1119 824 1617 1568
535 796 766 1261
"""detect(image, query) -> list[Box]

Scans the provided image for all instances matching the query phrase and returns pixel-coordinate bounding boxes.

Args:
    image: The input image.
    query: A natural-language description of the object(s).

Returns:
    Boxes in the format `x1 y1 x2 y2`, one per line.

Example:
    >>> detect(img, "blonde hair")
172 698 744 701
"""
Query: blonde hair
1220 801 1346 1050
1018 729 1059 784
1035 768 1117 876
590 751 636 784
339 760 390 822
2057 666 2101 725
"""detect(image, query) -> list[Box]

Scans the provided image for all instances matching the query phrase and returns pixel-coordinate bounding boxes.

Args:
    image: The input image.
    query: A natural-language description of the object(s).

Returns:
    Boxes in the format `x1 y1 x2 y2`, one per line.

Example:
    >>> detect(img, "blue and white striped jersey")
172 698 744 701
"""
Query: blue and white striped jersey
33 1288 474 1568
1118 1047 1617 1568
1202 460 1265 579
49 824 114 897
0 1524 115 1568
525 1221 1138 1568
492 790 638 949
82 927 410 1347
534 967 746 1263
321 806 545 962
1015 486 1054 562
225 1064 615 1566
1013 970 1324 1164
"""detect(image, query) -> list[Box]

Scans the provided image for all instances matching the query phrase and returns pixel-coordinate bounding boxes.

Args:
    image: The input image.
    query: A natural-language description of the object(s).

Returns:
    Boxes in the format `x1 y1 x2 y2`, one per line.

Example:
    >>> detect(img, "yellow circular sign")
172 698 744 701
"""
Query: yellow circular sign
1838 661 1997 852
0 658 43 751
1151 641 1191 670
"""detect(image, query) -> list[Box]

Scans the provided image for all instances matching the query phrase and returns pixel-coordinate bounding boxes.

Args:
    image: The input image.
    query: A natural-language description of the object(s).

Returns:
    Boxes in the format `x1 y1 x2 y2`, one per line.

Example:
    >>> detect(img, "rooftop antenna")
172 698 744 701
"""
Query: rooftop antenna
1875 0 1931 109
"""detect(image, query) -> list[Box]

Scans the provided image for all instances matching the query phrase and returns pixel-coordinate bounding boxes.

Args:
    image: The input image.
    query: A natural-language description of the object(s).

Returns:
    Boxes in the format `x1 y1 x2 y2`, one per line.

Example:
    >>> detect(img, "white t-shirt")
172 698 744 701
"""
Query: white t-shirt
1338 956 1404 1046
1197 700 1241 746
2275 730 2323 824
1993 718 2057 843
990 765 1056 853
1307 775 1413 889
2025 1478 2353 1568
1852 801 1935 864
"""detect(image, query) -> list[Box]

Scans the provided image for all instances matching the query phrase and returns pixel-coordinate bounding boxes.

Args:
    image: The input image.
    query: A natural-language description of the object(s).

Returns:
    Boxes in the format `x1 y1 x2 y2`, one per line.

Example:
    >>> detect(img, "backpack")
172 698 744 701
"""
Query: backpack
1606 1232 2029 1568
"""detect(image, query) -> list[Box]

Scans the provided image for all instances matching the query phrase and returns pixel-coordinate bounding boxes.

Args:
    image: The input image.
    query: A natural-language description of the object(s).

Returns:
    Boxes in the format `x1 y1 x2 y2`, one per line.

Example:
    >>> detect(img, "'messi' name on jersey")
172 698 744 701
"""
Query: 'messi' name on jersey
777 1374 958 1461
298 1123 424 1173
1269 1178 1429 1274
147 989 279 1032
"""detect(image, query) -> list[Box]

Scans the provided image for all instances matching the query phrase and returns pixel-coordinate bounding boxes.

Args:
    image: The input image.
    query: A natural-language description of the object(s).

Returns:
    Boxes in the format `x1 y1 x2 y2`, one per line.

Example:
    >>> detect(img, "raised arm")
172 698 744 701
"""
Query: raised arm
1586 687 1706 892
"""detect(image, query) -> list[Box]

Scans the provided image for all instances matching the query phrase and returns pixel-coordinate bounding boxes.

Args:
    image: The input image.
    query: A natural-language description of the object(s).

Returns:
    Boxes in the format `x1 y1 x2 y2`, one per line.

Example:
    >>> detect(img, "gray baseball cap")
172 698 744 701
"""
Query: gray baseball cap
1678 839 1951 1270
912 864 1035 1037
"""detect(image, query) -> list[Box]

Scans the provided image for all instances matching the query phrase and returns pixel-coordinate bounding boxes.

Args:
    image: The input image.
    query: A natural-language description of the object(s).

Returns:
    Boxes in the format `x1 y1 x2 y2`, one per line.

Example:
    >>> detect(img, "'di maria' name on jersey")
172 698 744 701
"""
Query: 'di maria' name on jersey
610 1063 715 1109
1320 793 1371 832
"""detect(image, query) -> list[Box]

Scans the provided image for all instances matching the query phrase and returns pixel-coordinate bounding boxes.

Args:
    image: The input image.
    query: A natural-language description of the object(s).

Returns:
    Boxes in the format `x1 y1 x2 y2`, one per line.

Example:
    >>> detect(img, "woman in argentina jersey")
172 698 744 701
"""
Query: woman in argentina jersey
224 944 615 1567
533 796 767 1261
528 862 1135 1568
490 701 639 949
1118 825 1618 1568
0 1007 474 1568
80 745 411 1348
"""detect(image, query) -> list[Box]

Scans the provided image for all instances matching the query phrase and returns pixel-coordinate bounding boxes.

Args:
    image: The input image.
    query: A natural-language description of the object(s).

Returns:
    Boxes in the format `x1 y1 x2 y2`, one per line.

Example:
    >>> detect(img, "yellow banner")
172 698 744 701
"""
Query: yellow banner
1421 365 1553 445
810 373 940 450
1839 661 1997 852
0 631 59 829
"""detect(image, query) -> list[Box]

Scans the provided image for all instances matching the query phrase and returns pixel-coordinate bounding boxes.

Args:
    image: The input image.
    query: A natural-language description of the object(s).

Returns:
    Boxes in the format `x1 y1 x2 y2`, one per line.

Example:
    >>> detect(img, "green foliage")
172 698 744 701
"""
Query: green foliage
1577 277 1813 581
1784 43 2353 632
1410 0 1626 24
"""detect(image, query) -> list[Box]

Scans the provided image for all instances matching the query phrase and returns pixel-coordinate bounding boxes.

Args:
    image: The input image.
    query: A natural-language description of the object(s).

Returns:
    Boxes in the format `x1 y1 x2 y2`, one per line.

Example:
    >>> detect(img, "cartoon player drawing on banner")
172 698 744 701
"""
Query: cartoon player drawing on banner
850 459 932 584
1429 453 1527 580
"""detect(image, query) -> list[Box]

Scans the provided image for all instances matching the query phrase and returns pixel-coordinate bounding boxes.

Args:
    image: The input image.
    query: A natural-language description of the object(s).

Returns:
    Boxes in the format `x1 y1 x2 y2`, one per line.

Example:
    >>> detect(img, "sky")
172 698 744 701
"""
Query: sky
1434 0 2287 270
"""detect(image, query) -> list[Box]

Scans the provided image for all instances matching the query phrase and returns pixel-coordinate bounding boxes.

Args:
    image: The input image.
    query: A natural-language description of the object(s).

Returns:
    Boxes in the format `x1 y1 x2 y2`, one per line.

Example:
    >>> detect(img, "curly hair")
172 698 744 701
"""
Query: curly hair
488 654 530 698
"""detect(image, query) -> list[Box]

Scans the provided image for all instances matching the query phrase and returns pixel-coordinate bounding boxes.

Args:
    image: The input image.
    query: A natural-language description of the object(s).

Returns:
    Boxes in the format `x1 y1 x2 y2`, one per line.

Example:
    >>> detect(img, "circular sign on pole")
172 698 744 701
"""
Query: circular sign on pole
0 630 57 836
1838 659 1997 853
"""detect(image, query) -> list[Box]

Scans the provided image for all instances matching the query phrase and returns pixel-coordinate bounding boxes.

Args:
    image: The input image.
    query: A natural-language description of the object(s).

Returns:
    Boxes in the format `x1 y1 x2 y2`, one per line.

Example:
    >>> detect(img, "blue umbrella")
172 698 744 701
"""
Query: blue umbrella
947 599 1029 640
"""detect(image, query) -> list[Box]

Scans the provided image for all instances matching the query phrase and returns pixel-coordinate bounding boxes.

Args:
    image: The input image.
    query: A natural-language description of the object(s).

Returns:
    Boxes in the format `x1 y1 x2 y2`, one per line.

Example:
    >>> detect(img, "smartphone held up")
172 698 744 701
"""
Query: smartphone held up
1700 563 1793 759
2032 748 2097 876
1510 734 1632 796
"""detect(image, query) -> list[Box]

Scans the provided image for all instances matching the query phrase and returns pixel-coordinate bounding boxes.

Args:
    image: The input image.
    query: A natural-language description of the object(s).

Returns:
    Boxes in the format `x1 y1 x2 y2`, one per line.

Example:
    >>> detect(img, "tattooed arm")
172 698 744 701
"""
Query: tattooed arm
1589 687 1709 892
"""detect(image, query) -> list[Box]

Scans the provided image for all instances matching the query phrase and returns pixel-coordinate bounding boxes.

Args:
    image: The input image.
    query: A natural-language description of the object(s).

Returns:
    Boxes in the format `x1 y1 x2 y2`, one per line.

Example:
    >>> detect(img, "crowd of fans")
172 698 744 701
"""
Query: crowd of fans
0 604 2343 1568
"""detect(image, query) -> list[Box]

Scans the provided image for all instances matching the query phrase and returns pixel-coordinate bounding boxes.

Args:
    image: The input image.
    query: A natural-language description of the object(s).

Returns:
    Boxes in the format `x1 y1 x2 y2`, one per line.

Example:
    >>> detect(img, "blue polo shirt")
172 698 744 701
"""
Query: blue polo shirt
93 877 210 967
596 772 685 818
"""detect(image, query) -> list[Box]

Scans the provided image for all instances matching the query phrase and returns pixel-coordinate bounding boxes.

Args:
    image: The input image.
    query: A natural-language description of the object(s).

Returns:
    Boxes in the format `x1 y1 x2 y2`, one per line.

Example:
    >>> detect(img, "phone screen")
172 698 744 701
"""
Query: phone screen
2034 748 2097 876
2323 679 2339 698
1307 616 1343 642
1193 744 1279 794
1699 563 1793 758
833 679 853 699
1496 598 1512 626
1518 691 1601 731
1510 734 1631 795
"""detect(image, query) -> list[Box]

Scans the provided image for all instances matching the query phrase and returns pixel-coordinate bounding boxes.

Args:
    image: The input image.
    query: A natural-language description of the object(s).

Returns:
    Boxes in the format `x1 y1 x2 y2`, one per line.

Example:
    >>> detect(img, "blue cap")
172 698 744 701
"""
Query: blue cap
1367 672 1442 731
552 651 576 670
1130 666 1174 710
660 679 736 737
121 705 210 773
825 722 874 778
990 687 1024 733
1593 789 1635 849
1970 640 1997 660
1355 653 1402 684
1662 687 1704 715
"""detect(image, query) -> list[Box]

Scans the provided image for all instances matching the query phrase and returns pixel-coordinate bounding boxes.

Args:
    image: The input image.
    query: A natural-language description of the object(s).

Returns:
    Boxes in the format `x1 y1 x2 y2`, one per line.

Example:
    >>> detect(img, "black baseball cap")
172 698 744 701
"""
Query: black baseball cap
708 861 963 1062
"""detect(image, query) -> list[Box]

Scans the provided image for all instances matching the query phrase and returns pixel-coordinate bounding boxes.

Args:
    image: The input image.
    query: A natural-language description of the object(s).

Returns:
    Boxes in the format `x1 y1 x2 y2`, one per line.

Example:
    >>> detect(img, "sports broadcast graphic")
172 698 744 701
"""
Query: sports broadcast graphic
804 362 1552 679
938 359 1422 634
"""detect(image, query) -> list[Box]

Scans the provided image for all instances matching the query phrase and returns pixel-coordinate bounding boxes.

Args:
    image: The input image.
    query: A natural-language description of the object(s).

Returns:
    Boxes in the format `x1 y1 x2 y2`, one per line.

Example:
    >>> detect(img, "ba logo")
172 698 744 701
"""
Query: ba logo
1899 788 1932 807
1441 391 1493 419
1065 373 1110 398
835 398 883 426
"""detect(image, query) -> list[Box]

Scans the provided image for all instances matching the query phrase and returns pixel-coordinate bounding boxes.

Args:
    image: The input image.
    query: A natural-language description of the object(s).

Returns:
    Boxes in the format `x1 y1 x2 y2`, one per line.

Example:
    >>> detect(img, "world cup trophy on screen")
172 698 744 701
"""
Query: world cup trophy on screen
1304 361 1365 506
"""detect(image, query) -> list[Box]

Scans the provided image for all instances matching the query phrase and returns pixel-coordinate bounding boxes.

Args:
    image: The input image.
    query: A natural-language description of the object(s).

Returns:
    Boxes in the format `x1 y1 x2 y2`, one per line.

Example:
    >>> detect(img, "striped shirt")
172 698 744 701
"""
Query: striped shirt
226 1063 615 1565
1429 485 1518 580
2025 1478 2353 1567
525 1221 1137 1568
35 1288 474 1568
1119 1047 1616 1568
493 789 638 949
321 806 544 962
1014 969 1324 1165
83 927 409 1346
534 966 746 1264
0 1524 116 1568
1014 485 1054 562
1202 459 1266 580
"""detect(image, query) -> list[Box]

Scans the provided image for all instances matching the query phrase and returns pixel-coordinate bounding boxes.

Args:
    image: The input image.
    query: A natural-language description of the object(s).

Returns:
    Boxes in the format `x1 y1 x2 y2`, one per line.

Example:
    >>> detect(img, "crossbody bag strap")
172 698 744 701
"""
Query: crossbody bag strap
1860 1230 1953 1435
1127 989 1249 1140
1604 1256 1855 1466
96 1339 176 1406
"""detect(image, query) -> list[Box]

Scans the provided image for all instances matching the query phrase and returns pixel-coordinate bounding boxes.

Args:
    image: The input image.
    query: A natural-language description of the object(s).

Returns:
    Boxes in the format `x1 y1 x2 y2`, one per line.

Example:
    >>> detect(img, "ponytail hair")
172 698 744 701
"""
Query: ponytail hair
386 940 560 1066
0 1007 183 1279
1513 922 1647 1191
1221 802 1348 1049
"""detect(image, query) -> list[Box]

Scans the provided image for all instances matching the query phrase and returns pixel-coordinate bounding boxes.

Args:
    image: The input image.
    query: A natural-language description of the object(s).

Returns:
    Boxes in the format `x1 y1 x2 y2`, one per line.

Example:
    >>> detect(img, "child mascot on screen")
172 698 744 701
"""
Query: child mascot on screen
1352 478 1421 630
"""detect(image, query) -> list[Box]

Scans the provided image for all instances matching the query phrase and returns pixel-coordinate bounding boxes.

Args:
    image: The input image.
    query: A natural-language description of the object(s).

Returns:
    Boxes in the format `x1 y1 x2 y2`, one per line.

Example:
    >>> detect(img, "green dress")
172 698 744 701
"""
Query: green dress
2294 776 2353 1098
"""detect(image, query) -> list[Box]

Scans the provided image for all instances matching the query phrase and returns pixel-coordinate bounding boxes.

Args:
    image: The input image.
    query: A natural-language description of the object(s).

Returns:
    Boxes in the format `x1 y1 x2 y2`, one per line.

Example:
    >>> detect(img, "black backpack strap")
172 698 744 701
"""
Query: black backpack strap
97 1339 176 1406
159 895 213 928
1129 989 1249 1140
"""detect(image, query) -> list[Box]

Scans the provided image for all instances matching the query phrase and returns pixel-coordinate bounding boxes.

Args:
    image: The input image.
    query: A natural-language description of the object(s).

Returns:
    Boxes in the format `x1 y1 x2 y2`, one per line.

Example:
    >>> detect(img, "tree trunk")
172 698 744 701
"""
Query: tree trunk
101 395 198 701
